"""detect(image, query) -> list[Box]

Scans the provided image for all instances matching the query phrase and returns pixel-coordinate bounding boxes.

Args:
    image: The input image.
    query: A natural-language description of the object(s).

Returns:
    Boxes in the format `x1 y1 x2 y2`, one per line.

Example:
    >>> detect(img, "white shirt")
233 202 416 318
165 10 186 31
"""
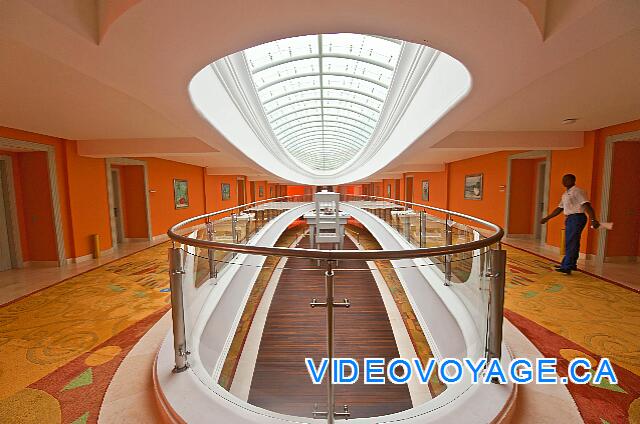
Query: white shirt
558 186 589 215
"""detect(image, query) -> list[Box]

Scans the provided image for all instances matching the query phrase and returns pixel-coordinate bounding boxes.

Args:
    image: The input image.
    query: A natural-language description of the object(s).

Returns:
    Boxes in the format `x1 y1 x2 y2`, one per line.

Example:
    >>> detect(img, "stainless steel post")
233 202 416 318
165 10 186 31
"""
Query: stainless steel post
231 213 238 244
168 246 189 372
488 248 507 362
310 260 350 422
444 214 453 286
420 211 426 248
206 221 216 279
405 215 412 240
326 261 335 424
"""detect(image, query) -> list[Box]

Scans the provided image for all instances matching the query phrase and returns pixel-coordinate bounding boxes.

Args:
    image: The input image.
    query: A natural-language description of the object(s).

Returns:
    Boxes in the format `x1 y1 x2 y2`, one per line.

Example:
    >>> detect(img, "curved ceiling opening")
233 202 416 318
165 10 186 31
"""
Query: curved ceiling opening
189 33 471 185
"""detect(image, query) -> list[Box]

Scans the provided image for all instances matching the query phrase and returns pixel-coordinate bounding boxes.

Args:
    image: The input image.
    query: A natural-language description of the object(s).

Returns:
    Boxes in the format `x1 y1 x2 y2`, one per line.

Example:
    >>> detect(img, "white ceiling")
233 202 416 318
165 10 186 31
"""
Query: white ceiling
0 0 638 182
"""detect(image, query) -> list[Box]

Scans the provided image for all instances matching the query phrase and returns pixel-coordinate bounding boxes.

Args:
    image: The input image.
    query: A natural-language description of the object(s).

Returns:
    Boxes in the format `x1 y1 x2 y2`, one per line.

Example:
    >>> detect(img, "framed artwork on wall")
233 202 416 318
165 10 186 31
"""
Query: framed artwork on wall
464 173 483 200
421 180 429 201
259 186 264 197
173 179 189 209
221 183 231 200
387 184 391 197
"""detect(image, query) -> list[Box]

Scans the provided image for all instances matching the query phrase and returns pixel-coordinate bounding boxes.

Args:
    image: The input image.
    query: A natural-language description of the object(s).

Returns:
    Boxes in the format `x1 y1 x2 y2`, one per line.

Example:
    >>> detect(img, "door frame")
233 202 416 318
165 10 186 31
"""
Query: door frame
237 176 246 205
596 130 640 263
0 137 66 266
533 161 546 240
405 175 414 204
504 151 551 241
0 155 23 268
110 168 125 243
105 158 153 249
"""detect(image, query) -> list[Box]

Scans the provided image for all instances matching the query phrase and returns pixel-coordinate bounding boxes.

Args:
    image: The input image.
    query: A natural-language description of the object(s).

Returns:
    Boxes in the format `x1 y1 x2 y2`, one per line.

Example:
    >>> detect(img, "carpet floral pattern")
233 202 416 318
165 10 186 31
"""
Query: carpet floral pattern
0 234 638 424
0 243 172 423
503 244 640 424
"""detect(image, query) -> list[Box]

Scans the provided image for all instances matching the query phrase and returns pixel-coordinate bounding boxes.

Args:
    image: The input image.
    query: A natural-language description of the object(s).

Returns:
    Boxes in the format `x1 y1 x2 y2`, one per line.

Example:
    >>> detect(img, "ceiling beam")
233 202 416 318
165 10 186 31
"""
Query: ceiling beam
77 137 217 157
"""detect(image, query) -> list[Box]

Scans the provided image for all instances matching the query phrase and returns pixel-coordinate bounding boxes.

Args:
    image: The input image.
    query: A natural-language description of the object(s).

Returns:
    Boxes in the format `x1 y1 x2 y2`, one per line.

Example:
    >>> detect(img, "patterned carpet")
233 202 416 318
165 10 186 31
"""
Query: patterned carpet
0 235 638 423
0 243 172 424
503 244 640 424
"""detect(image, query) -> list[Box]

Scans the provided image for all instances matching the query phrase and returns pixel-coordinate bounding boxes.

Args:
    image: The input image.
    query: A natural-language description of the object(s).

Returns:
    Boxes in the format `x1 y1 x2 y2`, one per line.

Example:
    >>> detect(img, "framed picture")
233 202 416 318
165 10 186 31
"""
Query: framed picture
387 184 392 197
259 185 264 197
270 186 274 197
421 180 429 201
173 179 189 209
464 173 483 200
221 183 231 201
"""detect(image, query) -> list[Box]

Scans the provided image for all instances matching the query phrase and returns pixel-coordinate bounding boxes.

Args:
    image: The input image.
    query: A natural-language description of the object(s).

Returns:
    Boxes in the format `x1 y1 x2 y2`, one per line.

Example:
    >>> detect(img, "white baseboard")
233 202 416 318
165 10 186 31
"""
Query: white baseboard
123 237 150 242
66 246 116 264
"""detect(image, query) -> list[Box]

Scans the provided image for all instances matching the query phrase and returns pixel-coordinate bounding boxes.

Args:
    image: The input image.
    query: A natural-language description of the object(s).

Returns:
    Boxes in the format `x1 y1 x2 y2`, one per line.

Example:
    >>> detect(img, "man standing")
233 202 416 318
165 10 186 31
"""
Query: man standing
540 174 599 274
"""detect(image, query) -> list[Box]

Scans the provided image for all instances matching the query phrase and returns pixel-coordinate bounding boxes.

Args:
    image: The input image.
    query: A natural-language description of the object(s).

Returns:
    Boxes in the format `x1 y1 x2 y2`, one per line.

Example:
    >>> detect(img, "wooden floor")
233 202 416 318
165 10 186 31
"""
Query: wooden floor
248 235 412 419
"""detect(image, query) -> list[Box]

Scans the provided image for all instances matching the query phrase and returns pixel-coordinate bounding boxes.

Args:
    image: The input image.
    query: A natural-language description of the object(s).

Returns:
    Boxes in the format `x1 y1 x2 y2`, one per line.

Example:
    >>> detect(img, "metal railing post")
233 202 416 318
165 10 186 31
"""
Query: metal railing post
420 211 426 248
231 213 238 244
206 221 217 279
444 214 453 286
310 260 350 422
326 261 336 424
168 246 189 372
403 215 410 240
487 248 507 362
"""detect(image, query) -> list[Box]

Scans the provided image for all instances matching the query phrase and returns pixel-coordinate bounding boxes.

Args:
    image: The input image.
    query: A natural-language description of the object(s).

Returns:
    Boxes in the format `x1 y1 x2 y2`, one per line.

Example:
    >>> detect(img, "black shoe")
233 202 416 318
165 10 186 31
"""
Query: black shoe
554 265 577 271
555 268 571 275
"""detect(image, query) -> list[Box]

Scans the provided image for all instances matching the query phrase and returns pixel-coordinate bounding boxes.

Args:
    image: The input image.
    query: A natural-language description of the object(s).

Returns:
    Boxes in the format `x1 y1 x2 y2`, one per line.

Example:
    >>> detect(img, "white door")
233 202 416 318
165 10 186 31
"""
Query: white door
0 171 12 271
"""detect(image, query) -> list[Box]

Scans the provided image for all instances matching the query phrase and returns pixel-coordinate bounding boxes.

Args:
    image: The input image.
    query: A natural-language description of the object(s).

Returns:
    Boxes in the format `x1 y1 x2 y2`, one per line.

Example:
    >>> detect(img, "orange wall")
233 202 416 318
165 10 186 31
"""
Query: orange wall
382 179 396 198
253 180 267 201
404 172 448 209
448 151 512 228
204 174 242 216
605 141 640 257
65 141 112 256
287 185 305 196
508 159 537 235
145 157 206 236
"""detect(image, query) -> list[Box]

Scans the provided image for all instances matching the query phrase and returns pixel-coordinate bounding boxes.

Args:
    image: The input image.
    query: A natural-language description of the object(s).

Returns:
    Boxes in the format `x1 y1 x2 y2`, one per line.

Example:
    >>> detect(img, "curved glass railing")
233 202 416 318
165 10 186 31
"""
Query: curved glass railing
163 194 507 423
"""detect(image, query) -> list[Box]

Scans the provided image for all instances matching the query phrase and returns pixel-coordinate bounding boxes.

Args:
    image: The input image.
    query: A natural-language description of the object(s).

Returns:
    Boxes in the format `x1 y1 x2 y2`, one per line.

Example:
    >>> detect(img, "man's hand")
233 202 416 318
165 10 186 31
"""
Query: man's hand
540 217 549 225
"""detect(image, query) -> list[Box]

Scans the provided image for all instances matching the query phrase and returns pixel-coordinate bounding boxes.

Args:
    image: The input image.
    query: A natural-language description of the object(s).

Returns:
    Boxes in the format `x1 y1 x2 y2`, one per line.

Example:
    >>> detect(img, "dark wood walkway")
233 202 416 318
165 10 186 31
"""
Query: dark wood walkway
248 235 412 419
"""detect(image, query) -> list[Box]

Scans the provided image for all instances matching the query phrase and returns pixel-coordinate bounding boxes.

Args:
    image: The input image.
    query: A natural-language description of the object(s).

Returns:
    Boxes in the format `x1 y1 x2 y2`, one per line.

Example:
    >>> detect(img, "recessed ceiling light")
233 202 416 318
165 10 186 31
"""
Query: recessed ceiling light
562 118 578 125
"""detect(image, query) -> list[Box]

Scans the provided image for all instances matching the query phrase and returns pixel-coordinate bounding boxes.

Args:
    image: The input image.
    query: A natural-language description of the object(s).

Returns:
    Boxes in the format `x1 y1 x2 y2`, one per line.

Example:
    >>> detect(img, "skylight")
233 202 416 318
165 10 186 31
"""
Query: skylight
243 34 403 171
190 33 471 185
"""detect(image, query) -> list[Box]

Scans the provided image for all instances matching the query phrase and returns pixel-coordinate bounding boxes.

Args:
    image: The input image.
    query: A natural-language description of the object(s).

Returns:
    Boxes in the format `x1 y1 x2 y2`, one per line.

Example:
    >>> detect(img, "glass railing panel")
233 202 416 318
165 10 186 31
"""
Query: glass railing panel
165 194 505 422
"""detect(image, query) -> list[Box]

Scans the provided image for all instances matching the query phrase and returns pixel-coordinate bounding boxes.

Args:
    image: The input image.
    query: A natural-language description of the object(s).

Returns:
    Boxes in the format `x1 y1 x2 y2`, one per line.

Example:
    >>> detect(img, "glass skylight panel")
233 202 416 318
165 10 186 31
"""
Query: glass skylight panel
244 33 404 171
253 58 319 88
259 76 319 102
264 89 321 113
245 35 318 71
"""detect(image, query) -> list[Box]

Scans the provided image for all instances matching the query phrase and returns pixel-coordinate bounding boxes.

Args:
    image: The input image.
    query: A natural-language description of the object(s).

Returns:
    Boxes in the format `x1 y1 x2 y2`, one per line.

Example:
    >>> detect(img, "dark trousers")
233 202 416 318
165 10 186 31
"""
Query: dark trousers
560 213 587 270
